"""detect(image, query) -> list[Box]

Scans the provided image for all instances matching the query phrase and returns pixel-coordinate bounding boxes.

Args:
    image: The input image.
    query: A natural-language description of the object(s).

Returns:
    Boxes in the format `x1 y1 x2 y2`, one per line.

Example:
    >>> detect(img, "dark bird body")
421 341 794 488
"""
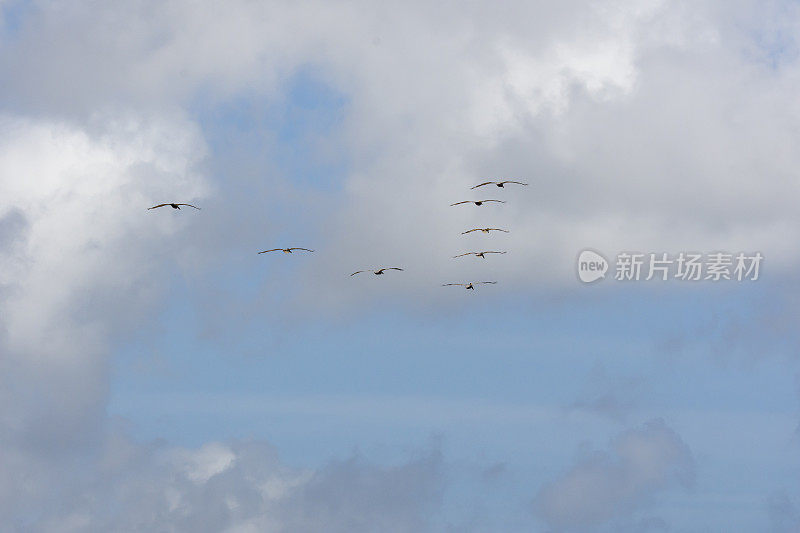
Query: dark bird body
351 267 404 276
148 203 201 210
461 228 509 235
442 282 497 290
453 251 506 259
450 200 505 207
258 248 314 254
471 181 528 189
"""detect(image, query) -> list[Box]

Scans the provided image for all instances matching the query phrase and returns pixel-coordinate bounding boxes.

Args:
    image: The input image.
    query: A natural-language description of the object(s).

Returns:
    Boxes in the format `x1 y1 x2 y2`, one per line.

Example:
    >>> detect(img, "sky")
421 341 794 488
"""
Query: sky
2 0 800 531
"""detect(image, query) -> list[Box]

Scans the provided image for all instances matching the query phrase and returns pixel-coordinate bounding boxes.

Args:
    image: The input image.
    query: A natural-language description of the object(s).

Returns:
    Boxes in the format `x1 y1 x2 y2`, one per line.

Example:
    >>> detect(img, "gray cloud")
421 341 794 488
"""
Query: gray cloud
0 1 797 530
3 1 800 306
569 363 646 422
0 113 212 527
767 491 800 533
655 282 800 363
7 432 443 533
534 418 695 532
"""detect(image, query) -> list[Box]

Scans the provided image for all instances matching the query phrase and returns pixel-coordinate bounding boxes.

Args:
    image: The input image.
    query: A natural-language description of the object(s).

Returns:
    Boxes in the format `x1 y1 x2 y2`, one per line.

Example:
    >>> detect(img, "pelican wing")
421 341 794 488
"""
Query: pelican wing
500 180 528 186
258 249 282 254
452 253 473 258
177 203 201 209
442 283 464 287
471 181 496 189
450 201 470 206
351 270 368 276
488 228 509 232
484 251 507 254
148 204 170 209
481 200 506 204
289 248 314 252
383 267 404 271
461 229 480 234
478 281 498 285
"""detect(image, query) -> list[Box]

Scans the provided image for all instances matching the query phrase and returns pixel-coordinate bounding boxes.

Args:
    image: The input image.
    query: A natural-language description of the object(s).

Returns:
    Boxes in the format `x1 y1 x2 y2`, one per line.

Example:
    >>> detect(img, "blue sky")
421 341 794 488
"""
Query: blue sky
3 1 800 531
107 199 799 529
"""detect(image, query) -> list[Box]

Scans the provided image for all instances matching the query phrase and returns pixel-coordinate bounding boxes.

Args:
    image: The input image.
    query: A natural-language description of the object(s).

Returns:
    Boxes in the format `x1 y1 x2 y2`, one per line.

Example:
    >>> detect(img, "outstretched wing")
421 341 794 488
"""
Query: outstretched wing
500 181 528 186
488 228 509 233
484 251 507 254
471 182 495 189
442 283 463 287
289 248 314 252
177 204 201 209
481 200 506 204
461 229 479 234
452 253 473 258
258 249 282 254
351 270 367 276
148 204 170 209
384 267 404 271
478 281 498 285
450 201 470 206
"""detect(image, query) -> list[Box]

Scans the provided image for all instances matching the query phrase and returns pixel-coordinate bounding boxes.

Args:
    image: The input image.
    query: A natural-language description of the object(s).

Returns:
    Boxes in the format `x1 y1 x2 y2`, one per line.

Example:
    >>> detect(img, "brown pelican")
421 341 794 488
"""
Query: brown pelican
351 267 404 276
450 200 506 206
258 248 314 254
148 203 201 210
453 251 507 259
471 180 528 189
442 282 498 290
461 228 509 234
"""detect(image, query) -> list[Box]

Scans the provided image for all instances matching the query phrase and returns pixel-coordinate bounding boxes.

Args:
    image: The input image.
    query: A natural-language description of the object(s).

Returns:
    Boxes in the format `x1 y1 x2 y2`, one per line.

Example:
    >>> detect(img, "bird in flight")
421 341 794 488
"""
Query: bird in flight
258 247 314 254
450 199 506 207
351 268 404 276
461 228 509 234
471 180 528 189
442 281 498 290
453 251 507 259
148 203 201 210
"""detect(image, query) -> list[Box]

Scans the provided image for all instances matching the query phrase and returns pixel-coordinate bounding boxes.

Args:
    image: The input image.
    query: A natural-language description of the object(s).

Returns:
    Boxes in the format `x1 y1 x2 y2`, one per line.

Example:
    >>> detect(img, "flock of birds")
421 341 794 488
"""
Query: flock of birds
148 179 527 290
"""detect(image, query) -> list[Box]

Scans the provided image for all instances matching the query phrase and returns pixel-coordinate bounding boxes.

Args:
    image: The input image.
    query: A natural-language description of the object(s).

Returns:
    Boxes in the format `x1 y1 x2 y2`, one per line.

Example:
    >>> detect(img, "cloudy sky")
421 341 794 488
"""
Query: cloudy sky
2 0 800 531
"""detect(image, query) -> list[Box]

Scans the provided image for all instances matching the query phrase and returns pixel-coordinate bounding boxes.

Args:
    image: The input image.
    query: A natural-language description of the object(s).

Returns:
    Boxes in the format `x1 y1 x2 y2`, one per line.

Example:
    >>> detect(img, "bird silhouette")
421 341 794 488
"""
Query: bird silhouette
450 200 506 206
442 282 498 290
351 267 404 276
148 203 200 210
461 228 509 234
453 251 507 259
471 180 528 189
258 248 314 254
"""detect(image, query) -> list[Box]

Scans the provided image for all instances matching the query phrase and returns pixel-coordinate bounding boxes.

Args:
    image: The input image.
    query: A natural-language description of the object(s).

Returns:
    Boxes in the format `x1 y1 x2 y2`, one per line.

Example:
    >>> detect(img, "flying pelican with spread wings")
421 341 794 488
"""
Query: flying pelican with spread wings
471 180 528 189
351 267 404 276
442 282 498 290
461 228 509 235
148 203 201 210
453 251 507 259
258 248 314 254
450 199 506 207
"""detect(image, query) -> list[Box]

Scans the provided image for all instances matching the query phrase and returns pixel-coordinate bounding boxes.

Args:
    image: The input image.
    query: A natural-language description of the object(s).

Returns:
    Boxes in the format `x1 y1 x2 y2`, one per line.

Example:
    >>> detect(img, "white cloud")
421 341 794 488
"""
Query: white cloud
174 442 238 483
0 112 207 347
